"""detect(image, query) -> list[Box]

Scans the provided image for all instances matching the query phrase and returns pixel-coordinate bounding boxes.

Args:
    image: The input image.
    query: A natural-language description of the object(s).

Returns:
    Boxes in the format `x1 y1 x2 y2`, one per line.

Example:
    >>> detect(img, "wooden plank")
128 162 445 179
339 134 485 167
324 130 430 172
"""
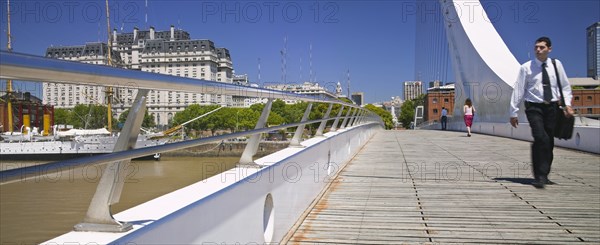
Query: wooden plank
285 131 600 244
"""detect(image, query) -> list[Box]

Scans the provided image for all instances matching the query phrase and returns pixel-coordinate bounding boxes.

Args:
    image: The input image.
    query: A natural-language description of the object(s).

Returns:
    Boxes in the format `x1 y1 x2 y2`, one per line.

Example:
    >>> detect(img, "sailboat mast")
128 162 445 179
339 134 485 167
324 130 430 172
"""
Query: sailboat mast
105 0 113 131
5 0 13 132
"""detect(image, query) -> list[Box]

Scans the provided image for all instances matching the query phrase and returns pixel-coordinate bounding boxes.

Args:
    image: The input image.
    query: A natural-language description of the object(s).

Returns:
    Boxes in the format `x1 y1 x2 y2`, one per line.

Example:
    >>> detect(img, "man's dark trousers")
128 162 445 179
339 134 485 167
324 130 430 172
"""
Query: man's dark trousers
525 101 557 181
441 116 447 130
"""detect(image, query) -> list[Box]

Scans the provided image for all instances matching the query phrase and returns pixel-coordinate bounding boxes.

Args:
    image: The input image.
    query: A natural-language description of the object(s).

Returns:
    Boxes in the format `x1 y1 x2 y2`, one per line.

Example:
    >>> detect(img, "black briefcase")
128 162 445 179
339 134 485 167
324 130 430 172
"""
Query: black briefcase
550 59 575 140
554 107 574 140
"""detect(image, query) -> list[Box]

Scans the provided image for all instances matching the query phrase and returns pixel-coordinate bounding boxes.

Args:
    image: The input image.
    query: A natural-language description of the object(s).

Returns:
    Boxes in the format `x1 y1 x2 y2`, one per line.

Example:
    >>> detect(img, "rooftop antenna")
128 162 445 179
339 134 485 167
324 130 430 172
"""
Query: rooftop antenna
309 42 313 82
97 22 101 42
145 0 148 28
281 35 288 83
299 57 303 82
258 57 261 85
177 15 181 30
346 69 350 97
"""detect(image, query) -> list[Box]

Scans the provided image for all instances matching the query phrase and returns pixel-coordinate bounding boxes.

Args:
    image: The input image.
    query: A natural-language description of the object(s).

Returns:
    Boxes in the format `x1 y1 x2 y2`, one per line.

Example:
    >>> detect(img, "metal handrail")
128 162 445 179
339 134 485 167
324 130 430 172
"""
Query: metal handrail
0 50 383 232
0 116 379 183
0 51 353 106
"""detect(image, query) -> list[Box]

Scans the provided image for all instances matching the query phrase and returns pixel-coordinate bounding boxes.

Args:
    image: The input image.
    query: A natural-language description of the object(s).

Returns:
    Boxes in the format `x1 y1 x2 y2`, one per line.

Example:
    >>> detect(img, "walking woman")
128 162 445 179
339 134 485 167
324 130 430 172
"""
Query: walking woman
464 98 476 137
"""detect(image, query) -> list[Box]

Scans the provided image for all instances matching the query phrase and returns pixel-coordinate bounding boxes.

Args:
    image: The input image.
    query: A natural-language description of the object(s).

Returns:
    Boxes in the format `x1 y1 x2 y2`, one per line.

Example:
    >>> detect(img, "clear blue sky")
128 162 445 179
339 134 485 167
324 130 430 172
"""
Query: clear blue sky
1 0 598 103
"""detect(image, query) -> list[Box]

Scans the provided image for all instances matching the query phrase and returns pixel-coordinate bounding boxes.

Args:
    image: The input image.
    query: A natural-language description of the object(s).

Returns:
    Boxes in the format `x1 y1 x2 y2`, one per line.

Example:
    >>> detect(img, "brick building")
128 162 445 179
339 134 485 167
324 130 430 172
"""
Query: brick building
424 84 455 123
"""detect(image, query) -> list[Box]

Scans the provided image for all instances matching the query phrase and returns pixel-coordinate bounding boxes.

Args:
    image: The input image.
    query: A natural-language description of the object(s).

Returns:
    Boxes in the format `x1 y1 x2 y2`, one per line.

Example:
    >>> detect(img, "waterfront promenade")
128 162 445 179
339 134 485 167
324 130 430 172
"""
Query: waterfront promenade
286 130 600 244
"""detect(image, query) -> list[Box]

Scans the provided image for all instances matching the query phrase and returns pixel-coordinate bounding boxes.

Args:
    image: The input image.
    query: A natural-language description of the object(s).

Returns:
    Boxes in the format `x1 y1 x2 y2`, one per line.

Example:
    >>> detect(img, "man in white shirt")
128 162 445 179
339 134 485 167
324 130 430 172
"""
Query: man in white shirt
509 37 574 189
440 107 448 130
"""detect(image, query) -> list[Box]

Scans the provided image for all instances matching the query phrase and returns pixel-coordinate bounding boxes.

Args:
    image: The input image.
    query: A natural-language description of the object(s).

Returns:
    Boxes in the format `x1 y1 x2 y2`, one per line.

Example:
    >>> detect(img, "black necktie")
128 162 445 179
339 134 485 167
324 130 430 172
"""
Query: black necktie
542 63 552 103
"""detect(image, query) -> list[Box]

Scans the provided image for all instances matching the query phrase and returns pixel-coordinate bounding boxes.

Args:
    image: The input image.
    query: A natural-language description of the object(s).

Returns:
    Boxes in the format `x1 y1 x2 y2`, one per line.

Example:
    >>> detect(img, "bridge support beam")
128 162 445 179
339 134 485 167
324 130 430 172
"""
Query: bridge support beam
289 103 313 147
352 110 363 127
341 108 356 130
330 105 344 132
349 109 360 127
74 89 149 232
315 103 333 137
339 107 352 130
239 98 273 165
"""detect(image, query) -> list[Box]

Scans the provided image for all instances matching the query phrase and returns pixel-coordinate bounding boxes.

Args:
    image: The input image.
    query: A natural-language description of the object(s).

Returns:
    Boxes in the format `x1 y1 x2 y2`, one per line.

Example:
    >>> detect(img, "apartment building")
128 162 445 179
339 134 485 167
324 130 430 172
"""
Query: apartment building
43 26 234 127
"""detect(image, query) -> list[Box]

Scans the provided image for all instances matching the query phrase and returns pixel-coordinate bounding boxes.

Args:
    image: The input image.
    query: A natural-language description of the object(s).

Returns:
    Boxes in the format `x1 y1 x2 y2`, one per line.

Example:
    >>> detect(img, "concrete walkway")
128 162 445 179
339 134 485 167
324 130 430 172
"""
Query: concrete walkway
287 130 600 244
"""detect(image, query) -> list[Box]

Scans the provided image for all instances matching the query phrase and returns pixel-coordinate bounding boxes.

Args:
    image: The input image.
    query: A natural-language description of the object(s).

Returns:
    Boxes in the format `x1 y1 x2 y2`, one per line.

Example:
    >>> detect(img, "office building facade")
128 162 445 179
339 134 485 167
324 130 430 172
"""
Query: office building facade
351 92 364 106
424 84 455 122
43 26 234 127
404 81 423 101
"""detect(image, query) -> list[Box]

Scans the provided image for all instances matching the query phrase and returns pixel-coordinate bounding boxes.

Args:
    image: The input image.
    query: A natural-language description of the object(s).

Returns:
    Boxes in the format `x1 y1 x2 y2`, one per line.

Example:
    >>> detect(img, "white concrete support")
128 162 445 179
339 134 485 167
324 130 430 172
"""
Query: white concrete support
239 99 273 165
330 105 345 132
339 107 353 130
74 89 149 232
351 110 363 126
289 103 313 147
356 110 367 126
45 123 382 245
362 111 372 125
343 108 358 129
315 103 333 136
347 109 358 127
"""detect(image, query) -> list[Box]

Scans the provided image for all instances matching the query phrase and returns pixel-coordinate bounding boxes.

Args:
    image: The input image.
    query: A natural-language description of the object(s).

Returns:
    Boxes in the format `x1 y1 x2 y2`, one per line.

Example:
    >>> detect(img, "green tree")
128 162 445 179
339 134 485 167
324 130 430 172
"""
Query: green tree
54 108 70 125
399 100 415 129
118 109 156 129
285 102 309 124
413 94 426 107
171 104 219 133
267 112 285 126
338 97 353 104
202 107 241 135
237 108 259 130
271 99 287 116
69 104 116 129
364 104 394 129
249 102 286 126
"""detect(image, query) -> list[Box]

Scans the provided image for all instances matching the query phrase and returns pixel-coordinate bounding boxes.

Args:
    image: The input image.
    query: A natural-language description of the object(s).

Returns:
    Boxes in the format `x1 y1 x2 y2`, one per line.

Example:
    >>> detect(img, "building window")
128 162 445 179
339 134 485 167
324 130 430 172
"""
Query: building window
587 108 593 114
575 96 580 101
432 98 438 104
587 96 593 101
444 98 449 103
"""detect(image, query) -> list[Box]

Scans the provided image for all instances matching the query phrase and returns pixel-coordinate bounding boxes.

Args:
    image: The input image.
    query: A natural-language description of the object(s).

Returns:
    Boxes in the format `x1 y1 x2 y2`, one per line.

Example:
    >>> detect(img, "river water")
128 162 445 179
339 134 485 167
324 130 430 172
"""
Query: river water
0 156 239 244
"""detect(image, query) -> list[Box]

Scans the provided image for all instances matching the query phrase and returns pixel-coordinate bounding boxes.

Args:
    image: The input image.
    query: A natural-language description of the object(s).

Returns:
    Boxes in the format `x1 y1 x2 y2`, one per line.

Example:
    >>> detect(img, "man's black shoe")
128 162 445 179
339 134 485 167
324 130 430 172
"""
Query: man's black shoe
532 180 545 189
545 180 556 185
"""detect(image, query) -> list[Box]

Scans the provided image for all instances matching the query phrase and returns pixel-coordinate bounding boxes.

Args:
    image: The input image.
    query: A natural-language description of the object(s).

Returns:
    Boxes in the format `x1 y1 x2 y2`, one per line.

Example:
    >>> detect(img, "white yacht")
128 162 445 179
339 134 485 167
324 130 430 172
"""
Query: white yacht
0 127 166 161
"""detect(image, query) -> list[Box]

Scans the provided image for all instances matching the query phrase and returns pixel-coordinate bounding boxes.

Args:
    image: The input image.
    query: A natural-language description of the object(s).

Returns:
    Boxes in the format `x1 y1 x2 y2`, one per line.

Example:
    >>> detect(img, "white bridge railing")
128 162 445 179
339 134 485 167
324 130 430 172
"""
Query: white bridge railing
0 50 383 243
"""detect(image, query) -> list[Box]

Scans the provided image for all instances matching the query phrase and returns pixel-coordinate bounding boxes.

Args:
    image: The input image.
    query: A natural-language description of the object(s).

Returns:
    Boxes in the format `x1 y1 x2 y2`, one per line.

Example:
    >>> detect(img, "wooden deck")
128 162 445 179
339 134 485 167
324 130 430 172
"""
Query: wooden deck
286 130 600 244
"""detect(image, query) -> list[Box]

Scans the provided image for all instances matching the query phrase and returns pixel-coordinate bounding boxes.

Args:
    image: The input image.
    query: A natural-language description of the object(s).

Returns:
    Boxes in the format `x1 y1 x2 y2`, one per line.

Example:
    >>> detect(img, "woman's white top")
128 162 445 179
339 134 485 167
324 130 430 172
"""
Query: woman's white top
464 105 475 116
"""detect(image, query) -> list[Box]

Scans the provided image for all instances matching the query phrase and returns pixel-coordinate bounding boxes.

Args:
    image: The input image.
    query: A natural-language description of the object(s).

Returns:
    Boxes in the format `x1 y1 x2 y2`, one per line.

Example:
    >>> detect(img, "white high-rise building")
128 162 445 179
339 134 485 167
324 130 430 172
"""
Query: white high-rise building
404 81 423 101
43 26 234 127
